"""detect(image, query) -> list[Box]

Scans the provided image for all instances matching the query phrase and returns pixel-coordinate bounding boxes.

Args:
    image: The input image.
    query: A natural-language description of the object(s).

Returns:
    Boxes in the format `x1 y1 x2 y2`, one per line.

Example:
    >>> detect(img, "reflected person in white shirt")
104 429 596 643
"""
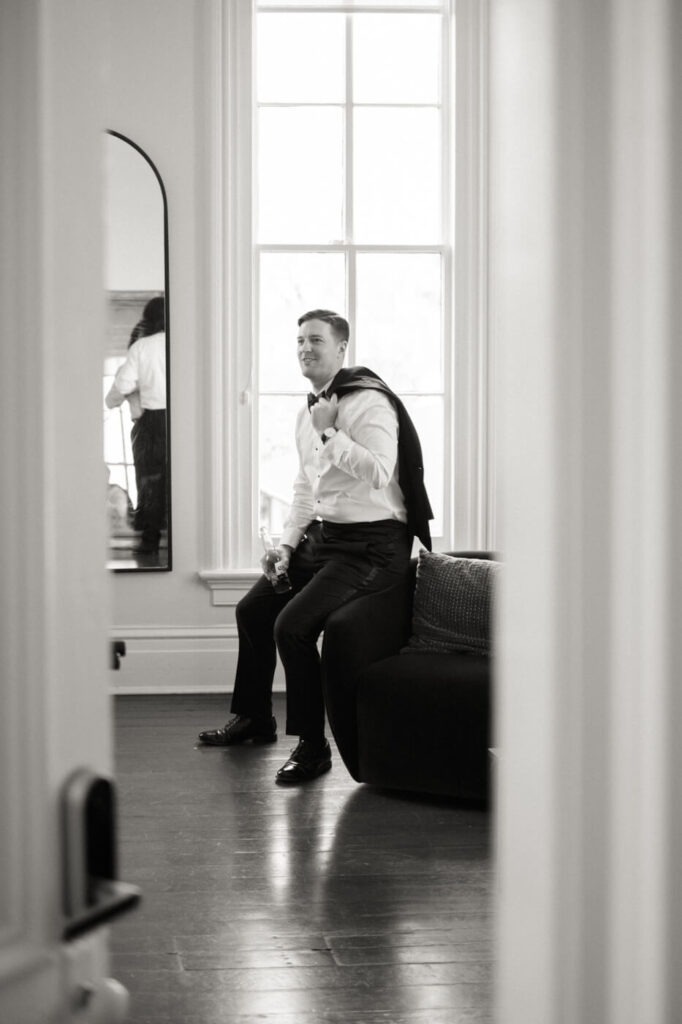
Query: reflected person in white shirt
106 296 167 555
199 309 428 785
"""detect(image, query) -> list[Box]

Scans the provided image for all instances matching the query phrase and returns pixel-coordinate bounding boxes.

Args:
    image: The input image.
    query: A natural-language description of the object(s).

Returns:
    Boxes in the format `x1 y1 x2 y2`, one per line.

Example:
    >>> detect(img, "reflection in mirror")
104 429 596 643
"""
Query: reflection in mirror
103 131 171 571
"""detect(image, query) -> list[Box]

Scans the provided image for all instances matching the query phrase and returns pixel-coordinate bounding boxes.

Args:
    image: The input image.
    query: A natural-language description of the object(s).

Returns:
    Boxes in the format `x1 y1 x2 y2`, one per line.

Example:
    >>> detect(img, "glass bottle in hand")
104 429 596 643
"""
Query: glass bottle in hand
259 527 292 594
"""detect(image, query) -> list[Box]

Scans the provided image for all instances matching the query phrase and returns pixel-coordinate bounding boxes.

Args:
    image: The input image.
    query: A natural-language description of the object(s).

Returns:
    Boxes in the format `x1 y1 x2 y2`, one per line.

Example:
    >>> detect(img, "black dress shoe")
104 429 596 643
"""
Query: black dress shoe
275 739 332 784
198 714 277 746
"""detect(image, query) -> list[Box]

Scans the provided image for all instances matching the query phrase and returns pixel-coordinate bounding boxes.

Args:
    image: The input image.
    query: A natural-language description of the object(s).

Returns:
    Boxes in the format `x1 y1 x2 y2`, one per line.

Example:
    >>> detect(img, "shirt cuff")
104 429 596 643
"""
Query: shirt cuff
319 428 351 461
280 526 306 550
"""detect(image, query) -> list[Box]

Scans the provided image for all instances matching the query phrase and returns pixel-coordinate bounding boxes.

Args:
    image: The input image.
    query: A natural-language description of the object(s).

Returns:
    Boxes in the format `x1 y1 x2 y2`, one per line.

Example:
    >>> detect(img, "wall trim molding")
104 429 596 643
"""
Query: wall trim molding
107 623 239 640
454 0 492 551
199 0 256 578
106 620 286 695
197 570 260 606
113 685 233 696
107 623 242 693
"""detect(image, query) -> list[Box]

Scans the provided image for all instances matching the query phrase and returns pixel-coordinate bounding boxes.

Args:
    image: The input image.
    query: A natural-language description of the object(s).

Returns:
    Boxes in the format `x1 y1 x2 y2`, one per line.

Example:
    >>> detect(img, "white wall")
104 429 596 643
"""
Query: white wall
106 0 243 693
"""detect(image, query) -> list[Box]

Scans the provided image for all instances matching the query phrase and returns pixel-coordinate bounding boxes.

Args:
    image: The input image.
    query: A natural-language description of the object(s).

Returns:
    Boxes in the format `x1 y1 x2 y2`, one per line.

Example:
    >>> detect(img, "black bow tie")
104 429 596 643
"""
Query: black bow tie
307 390 328 410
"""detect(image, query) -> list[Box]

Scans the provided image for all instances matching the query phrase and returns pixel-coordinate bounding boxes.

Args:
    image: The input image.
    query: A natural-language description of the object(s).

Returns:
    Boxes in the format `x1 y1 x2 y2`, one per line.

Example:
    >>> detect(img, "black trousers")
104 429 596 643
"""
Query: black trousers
131 409 167 544
231 519 412 740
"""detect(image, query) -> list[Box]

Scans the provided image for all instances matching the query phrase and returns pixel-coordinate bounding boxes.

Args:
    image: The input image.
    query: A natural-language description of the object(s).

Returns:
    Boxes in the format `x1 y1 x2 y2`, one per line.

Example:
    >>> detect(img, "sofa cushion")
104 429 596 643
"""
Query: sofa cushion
403 551 501 656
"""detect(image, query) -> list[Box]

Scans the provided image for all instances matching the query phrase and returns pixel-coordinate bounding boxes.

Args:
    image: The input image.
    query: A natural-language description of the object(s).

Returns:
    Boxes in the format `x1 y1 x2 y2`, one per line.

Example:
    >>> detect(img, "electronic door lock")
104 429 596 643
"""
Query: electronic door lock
61 767 141 941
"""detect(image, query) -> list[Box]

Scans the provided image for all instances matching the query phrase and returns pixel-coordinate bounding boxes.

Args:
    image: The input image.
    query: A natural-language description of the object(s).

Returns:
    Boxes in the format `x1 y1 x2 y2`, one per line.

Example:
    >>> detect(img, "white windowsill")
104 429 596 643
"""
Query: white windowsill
198 569 261 606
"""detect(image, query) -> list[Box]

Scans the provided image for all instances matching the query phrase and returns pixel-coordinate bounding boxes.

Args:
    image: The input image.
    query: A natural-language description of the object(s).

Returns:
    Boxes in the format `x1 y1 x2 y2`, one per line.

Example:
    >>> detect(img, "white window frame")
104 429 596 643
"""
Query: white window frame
199 0 490 596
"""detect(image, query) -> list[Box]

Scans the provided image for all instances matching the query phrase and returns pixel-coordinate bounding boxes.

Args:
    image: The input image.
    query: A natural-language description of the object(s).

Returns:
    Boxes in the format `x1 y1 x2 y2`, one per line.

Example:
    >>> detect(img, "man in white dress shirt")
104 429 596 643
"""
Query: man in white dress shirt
106 296 167 555
199 310 429 784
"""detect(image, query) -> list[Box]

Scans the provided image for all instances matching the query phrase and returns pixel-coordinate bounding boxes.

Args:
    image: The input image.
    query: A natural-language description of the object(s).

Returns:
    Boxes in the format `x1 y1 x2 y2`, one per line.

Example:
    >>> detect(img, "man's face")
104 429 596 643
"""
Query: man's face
297 318 346 389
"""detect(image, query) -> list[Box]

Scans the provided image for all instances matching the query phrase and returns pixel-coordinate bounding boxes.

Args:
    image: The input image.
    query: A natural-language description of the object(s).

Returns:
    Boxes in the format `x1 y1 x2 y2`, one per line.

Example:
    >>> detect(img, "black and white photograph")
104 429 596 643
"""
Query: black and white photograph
1 1 680 1023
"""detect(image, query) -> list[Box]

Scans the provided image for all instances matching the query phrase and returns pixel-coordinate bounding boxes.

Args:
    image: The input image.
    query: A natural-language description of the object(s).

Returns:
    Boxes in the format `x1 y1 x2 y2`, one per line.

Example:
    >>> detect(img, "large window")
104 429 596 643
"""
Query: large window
255 1 452 541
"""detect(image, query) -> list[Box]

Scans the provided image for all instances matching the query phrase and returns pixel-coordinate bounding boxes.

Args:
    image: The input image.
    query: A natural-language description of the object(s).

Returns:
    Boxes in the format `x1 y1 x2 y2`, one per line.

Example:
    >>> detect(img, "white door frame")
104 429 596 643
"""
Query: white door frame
492 1 682 1021
1 2 128 1021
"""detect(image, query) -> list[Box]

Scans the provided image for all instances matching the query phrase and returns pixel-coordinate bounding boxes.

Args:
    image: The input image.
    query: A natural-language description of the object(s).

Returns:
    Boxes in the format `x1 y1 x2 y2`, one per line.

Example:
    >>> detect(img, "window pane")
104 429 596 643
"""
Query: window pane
353 108 440 243
103 369 137 507
355 253 442 392
259 396 302 536
402 395 444 537
259 252 346 391
103 403 130 466
353 14 441 104
257 14 345 103
258 107 344 243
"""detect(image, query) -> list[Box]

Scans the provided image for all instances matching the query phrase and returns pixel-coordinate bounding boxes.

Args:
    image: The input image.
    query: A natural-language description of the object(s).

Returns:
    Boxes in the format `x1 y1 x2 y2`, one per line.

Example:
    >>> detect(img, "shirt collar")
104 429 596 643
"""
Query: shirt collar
313 376 336 397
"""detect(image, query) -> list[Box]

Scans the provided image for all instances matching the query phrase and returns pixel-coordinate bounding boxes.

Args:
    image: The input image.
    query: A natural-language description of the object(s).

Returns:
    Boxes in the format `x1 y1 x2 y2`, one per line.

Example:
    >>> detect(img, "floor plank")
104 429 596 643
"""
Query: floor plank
112 694 494 1023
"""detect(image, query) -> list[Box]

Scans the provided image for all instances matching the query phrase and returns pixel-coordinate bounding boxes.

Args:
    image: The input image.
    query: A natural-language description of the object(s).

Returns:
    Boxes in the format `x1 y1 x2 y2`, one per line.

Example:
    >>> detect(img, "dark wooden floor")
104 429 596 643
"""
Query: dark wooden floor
111 694 495 1024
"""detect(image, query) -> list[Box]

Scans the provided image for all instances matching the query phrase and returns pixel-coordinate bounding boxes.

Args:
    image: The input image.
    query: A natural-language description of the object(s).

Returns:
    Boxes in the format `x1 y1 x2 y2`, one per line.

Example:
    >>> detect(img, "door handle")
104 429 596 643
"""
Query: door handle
61 767 141 941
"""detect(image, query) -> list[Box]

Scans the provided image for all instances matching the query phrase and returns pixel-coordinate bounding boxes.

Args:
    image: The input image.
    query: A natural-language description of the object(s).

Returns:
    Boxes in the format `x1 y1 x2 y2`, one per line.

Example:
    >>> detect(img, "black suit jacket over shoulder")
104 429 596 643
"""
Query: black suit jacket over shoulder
326 366 433 551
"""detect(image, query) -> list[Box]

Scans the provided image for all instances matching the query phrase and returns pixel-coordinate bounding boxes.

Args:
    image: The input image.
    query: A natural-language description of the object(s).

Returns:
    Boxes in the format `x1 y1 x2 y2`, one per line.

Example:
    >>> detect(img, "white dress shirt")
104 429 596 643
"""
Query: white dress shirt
105 332 166 411
280 387 407 551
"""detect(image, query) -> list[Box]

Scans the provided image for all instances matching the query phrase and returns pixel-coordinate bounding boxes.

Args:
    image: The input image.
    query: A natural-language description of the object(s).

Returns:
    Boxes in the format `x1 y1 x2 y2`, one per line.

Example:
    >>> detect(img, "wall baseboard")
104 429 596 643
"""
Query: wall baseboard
114 685 275 696
108 626 285 693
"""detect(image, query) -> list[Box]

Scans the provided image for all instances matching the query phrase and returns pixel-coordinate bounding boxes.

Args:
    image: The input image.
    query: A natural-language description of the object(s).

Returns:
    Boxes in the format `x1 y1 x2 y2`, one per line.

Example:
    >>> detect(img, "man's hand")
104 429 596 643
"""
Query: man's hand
261 544 293 581
310 394 339 434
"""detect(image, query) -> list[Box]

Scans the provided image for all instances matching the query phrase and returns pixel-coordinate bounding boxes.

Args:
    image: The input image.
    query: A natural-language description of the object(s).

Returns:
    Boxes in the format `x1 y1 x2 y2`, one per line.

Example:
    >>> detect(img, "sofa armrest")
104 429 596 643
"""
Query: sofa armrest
321 575 412 780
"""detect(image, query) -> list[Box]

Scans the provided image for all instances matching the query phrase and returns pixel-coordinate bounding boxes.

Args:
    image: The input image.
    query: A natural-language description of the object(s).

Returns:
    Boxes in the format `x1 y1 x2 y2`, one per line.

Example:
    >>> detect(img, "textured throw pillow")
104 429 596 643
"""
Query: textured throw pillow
402 552 501 656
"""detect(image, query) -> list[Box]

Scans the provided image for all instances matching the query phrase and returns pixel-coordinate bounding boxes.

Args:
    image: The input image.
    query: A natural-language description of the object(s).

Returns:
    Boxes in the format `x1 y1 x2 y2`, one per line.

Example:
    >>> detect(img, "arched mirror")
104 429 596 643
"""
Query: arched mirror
103 131 171 571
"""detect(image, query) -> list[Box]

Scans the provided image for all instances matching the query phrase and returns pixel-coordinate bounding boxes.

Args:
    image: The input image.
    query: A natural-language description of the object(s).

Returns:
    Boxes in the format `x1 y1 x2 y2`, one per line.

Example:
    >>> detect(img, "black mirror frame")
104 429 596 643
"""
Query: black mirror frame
106 130 172 573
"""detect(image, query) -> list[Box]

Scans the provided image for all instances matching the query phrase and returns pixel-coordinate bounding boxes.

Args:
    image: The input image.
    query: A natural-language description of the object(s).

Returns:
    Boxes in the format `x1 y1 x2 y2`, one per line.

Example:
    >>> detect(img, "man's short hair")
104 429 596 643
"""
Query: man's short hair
298 309 350 344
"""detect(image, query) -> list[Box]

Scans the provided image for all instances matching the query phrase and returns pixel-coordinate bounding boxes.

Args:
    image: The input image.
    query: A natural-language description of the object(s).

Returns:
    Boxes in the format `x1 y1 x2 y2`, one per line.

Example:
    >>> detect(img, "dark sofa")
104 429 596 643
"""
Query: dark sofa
321 551 495 802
